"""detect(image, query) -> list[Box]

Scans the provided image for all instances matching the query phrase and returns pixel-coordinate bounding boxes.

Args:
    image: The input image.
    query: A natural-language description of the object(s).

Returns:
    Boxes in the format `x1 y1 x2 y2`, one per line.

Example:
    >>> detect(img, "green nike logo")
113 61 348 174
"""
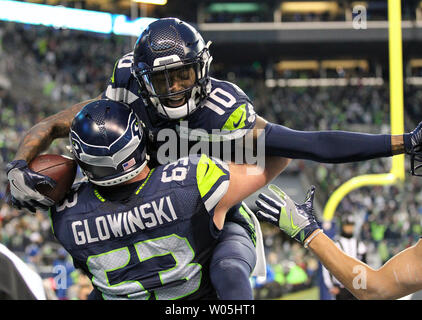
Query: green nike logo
279 205 299 237
289 209 299 230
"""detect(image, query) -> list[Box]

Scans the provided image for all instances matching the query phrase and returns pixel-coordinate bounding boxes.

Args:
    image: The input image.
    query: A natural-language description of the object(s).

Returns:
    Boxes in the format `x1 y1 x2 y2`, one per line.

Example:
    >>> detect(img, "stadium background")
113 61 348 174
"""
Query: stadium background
1 0 422 300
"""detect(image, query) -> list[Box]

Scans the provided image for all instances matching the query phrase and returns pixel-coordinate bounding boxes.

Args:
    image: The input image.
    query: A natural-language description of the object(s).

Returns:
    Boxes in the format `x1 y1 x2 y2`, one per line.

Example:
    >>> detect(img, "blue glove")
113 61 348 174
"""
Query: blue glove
405 122 422 176
405 122 422 154
255 184 320 245
6 160 56 213
405 122 422 152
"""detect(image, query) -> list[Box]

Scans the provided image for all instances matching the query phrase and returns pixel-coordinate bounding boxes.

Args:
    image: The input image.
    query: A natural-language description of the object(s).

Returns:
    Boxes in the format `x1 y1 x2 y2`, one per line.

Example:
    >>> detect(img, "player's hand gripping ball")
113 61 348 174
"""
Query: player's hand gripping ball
6 155 77 212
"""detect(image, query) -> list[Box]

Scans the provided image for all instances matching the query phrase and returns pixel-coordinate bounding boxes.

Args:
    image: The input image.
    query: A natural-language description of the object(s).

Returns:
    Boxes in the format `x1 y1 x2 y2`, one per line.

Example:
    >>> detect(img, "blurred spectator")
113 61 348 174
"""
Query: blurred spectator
52 248 76 300
67 273 93 300
322 214 367 300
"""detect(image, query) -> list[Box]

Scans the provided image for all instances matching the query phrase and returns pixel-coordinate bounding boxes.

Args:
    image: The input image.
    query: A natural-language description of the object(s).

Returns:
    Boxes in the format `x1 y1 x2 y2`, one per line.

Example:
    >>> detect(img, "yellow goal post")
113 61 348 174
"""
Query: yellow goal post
322 0 405 222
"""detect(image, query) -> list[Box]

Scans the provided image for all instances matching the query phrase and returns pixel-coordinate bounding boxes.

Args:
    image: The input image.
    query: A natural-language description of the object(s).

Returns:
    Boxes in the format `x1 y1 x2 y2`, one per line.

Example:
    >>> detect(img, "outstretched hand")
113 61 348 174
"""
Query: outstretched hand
255 185 321 246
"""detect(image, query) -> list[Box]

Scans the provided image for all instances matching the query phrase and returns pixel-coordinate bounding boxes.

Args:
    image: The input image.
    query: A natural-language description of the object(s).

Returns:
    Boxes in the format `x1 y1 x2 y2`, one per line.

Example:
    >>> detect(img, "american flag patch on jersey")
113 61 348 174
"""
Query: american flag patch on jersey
122 158 136 171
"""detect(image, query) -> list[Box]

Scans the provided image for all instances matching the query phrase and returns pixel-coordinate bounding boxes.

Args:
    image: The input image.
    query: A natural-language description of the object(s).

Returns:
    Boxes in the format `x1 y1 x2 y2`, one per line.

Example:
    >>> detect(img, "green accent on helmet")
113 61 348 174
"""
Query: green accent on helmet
110 59 119 84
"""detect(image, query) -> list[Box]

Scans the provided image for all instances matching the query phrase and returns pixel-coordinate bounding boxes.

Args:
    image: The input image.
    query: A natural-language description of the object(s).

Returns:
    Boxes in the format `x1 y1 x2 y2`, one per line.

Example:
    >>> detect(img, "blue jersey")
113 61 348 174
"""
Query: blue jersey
102 52 257 161
49 154 230 300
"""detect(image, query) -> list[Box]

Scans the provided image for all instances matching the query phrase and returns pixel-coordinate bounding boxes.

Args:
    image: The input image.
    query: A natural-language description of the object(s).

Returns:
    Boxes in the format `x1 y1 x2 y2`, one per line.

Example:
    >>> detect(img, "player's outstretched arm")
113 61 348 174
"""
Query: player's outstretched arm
255 185 422 300
258 114 422 163
213 156 286 229
7 95 101 212
308 232 422 300
251 116 291 173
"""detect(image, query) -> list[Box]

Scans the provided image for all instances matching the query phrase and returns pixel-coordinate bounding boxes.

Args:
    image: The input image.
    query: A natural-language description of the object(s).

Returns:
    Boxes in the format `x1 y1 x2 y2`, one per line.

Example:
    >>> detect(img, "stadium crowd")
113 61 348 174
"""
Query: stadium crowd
248 81 422 298
1 21 422 299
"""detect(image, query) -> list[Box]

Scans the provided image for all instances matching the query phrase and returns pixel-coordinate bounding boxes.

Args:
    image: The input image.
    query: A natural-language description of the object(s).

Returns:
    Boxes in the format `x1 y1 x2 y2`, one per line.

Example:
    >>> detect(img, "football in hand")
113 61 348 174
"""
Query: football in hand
28 154 77 204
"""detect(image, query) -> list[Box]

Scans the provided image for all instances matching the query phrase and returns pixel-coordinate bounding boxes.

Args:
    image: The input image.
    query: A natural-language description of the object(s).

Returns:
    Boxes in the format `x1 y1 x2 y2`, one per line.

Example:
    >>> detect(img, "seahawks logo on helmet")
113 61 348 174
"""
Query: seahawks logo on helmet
70 100 149 186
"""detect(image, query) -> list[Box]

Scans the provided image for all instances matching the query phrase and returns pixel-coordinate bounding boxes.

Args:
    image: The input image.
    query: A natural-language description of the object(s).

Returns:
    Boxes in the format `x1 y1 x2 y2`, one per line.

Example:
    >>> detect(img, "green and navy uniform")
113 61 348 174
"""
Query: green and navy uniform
103 52 257 240
102 52 256 158
49 155 230 300
102 52 259 299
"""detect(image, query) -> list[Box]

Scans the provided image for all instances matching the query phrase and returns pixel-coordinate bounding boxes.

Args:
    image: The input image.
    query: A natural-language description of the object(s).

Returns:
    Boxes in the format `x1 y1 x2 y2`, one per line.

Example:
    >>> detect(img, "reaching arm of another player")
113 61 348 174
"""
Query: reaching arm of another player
260 114 422 163
6 95 101 212
213 156 286 230
255 185 422 299
308 234 422 300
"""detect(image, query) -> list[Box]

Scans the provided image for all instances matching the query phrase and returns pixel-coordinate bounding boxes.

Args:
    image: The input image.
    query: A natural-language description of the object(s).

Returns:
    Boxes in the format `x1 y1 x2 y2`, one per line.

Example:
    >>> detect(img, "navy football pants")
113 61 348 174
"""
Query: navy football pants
210 221 256 300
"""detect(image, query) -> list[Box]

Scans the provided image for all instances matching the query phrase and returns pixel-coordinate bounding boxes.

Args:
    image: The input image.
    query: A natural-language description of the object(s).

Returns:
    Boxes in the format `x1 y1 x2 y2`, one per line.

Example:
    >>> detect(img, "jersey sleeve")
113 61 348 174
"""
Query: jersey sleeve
101 52 140 105
194 154 230 216
219 100 256 139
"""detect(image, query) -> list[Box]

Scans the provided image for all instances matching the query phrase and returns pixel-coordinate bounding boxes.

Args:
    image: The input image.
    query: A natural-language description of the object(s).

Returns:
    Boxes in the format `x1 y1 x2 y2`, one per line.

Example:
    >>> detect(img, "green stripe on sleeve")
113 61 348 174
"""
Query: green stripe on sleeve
221 103 247 131
196 154 226 198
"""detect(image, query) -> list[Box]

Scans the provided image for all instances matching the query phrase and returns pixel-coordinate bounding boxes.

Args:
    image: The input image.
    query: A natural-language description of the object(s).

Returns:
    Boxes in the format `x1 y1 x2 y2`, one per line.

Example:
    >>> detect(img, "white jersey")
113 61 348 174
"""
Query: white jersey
0 243 46 300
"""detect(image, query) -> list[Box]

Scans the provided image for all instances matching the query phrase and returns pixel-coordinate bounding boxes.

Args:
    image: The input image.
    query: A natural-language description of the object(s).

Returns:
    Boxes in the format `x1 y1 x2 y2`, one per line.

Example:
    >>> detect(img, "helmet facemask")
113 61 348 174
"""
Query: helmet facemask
133 41 213 120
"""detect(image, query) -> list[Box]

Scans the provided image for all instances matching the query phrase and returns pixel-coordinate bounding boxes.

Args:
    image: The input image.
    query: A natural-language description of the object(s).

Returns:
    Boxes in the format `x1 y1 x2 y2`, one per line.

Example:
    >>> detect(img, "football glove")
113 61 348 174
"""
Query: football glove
255 184 320 246
6 160 56 213
406 122 422 176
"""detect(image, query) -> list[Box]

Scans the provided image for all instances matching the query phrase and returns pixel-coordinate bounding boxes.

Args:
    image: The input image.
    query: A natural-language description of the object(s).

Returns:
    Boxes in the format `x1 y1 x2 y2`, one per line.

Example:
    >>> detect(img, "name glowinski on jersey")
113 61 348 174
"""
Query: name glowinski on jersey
71 196 178 245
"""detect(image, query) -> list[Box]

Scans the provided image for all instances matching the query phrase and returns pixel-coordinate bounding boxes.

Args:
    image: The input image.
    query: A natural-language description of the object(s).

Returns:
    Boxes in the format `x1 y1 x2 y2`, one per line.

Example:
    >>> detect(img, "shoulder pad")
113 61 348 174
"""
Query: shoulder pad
204 78 251 113
195 154 230 213
182 78 256 139
110 52 134 86
103 52 140 105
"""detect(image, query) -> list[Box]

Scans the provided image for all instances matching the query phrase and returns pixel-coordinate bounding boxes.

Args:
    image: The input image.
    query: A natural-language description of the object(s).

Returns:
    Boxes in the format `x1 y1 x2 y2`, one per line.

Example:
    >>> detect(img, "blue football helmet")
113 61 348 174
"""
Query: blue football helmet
132 17 213 119
69 99 149 186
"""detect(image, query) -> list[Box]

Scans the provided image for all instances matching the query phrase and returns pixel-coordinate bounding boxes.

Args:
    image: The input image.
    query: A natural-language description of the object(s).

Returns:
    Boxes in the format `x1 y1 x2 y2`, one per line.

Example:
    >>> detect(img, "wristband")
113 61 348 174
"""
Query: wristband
304 229 323 249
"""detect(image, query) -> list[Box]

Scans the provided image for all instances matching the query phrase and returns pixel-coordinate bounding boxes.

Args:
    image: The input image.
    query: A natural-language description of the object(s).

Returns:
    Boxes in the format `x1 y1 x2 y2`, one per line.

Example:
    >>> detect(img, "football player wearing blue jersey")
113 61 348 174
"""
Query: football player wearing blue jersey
51 99 285 300
6 18 422 299
256 184 422 300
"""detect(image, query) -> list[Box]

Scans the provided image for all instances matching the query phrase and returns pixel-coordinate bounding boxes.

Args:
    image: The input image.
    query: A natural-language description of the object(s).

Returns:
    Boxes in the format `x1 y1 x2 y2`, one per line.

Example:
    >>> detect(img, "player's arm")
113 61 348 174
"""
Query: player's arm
6 95 101 212
308 233 422 300
257 114 422 163
209 91 292 175
14 95 102 162
251 116 291 171
255 185 422 299
226 111 291 177
213 156 286 230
